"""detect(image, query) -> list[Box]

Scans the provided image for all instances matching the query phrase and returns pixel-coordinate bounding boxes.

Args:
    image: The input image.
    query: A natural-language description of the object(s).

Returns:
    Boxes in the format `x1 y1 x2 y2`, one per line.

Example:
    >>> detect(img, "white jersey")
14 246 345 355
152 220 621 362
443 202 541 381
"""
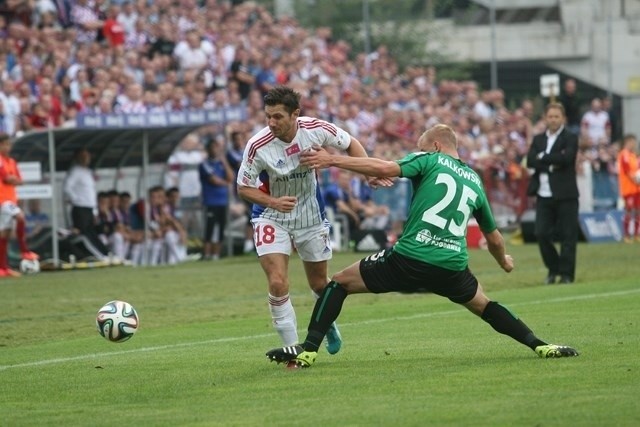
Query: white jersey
581 110 610 142
238 116 352 229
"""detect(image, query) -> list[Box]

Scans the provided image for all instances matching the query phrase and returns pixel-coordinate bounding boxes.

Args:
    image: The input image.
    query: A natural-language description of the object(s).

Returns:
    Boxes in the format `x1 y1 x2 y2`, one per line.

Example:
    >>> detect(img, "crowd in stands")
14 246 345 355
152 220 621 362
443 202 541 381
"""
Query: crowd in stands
2 0 626 263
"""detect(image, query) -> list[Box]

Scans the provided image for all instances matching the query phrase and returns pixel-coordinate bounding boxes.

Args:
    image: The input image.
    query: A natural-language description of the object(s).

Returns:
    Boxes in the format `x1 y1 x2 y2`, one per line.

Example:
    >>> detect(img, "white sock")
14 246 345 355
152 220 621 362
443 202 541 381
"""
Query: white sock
130 243 142 265
150 239 163 265
110 232 126 260
268 293 298 346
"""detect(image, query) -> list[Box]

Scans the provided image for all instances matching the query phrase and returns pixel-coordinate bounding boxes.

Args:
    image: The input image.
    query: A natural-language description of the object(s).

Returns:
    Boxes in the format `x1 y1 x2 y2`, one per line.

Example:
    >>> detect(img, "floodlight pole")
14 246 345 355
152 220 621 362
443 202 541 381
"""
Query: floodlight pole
363 0 372 71
142 130 150 266
47 124 60 268
490 0 498 90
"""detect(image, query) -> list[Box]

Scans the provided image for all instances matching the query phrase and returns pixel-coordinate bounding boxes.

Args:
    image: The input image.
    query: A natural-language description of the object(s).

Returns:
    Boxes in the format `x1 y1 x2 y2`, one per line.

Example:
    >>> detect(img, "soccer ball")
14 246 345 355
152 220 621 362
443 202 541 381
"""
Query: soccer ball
20 258 40 274
96 300 139 343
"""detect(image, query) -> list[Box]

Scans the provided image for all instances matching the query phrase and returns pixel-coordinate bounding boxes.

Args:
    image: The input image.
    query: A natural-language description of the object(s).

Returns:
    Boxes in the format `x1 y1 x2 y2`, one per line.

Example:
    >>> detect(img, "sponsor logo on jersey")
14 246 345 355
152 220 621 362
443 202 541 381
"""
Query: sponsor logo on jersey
274 171 310 182
285 143 301 156
275 159 285 168
416 229 461 252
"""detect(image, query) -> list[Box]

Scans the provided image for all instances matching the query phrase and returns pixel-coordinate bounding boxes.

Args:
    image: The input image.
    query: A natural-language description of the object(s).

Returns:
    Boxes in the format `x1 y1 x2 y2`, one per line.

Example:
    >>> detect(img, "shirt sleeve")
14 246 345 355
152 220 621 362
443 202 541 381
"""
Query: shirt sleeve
473 196 498 233
319 121 352 151
397 152 430 178
237 153 262 189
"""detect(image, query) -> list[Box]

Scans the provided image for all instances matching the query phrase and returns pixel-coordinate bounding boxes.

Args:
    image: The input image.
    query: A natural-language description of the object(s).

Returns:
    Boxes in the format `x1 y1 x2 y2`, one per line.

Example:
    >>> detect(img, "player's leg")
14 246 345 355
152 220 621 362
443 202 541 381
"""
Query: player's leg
211 206 227 260
297 220 343 354
254 219 297 346
0 204 20 277
634 193 640 241
535 198 560 283
462 279 578 358
13 210 35 259
261 253 297 345
622 195 634 242
202 206 215 260
556 199 579 283
266 248 376 367
303 260 343 355
0 227 10 277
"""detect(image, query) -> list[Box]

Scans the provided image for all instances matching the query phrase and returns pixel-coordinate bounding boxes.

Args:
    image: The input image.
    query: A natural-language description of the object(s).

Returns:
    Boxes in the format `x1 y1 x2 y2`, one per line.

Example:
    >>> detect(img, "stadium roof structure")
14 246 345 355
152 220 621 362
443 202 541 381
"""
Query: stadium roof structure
11 106 246 171
10 126 202 172
9 107 246 268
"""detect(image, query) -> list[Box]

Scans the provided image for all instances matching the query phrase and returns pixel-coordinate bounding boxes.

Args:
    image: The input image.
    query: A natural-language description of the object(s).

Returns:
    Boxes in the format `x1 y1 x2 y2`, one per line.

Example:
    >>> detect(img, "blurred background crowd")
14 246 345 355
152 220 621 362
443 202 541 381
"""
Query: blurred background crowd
1 0 624 262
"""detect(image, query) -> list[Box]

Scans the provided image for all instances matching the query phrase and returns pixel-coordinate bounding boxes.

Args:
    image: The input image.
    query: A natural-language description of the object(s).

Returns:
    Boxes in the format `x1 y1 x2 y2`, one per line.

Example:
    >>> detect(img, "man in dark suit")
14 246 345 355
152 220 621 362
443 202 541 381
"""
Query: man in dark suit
527 103 579 284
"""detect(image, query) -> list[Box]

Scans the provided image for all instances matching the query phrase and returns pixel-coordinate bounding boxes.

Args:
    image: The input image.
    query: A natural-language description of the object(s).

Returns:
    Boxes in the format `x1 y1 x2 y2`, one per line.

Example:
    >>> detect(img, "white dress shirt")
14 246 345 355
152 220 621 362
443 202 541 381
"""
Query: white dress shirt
64 165 97 208
537 126 564 198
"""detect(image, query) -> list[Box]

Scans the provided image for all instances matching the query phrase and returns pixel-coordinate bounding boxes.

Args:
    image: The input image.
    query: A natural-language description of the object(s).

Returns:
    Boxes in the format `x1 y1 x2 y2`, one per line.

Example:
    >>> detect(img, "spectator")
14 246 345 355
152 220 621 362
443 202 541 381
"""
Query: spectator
63 147 109 258
226 129 254 254
559 78 580 135
526 103 579 285
323 169 361 237
24 199 50 238
70 0 104 45
581 98 611 145
165 133 205 237
164 187 188 265
199 137 234 260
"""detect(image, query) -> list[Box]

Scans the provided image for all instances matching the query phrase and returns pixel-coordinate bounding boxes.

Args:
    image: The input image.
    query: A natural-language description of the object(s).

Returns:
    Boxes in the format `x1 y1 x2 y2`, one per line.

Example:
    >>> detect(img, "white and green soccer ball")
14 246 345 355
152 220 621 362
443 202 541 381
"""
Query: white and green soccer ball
19 258 40 274
96 300 139 343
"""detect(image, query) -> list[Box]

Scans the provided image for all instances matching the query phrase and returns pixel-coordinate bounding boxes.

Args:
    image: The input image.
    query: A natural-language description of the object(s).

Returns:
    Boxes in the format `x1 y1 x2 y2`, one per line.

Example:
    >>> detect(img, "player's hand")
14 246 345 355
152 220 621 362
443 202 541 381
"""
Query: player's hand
367 177 395 188
270 196 297 213
300 146 332 169
501 255 514 273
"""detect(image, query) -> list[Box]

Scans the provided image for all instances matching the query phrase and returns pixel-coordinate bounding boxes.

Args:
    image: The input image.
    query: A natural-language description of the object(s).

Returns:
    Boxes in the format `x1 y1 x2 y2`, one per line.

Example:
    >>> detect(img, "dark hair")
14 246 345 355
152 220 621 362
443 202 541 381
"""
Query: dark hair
107 189 119 197
148 185 164 194
0 132 10 143
119 191 131 198
97 191 109 199
166 186 179 196
263 86 301 114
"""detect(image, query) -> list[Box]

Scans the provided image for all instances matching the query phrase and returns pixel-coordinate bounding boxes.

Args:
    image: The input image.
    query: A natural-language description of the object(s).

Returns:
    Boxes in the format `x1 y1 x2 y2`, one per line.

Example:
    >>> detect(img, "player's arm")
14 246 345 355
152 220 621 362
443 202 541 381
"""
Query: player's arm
538 133 578 169
237 185 296 213
345 136 368 158
301 147 401 178
483 229 513 273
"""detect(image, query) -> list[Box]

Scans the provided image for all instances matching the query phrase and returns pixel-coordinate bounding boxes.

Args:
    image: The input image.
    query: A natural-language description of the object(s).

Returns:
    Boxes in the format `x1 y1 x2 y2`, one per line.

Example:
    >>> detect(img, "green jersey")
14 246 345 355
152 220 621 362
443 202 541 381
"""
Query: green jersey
394 152 497 271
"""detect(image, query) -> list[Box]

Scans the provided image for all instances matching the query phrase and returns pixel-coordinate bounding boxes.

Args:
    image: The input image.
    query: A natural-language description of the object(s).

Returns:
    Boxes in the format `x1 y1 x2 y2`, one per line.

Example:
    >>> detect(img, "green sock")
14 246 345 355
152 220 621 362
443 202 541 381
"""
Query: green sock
481 301 546 350
302 281 348 352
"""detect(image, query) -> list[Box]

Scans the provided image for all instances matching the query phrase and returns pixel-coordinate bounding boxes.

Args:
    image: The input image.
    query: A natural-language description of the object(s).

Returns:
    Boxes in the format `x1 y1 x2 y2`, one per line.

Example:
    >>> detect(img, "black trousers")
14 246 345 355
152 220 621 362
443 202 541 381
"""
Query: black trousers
534 197 579 280
71 206 109 256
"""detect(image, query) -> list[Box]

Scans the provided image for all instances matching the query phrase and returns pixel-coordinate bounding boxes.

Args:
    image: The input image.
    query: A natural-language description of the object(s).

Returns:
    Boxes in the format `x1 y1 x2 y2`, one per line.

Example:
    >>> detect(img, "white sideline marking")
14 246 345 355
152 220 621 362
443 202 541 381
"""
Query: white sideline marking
1 288 638 372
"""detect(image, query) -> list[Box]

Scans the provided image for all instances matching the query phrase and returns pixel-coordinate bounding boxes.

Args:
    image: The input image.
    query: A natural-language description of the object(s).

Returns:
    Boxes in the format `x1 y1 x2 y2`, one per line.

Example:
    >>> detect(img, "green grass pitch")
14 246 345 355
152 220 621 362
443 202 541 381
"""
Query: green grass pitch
1 242 639 426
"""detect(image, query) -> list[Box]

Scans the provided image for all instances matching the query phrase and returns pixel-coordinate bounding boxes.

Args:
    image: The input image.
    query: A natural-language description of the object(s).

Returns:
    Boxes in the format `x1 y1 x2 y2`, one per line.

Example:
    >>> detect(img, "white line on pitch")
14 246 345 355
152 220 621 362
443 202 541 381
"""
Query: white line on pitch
1 288 638 372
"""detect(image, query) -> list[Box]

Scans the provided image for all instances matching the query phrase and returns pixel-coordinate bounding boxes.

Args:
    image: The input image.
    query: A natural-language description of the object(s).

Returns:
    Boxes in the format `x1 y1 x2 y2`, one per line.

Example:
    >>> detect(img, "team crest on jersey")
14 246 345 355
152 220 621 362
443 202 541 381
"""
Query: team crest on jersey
275 159 285 168
285 143 301 156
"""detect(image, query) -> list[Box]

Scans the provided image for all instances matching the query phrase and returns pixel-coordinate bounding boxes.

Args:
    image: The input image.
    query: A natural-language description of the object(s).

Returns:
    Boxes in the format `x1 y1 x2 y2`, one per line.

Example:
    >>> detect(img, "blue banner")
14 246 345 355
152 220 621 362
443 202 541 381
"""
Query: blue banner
578 210 624 243
76 106 246 129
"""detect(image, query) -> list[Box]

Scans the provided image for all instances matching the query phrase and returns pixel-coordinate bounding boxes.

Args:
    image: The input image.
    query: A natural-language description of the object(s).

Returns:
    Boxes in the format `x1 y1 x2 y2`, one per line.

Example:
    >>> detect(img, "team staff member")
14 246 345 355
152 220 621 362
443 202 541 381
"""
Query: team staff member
266 124 578 368
200 138 235 261
63 148 109 258
526 103 579 285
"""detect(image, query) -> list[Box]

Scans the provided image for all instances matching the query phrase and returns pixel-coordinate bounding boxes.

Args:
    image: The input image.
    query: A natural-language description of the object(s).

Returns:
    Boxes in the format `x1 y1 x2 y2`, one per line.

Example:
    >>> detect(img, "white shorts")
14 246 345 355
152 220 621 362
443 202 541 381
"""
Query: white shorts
251 218 332 262
0 201 21 231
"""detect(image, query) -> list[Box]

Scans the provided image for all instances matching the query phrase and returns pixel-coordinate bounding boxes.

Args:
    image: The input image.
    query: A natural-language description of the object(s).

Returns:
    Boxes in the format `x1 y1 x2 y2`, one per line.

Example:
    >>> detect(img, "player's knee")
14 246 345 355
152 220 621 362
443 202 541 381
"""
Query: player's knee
268 276 289 296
